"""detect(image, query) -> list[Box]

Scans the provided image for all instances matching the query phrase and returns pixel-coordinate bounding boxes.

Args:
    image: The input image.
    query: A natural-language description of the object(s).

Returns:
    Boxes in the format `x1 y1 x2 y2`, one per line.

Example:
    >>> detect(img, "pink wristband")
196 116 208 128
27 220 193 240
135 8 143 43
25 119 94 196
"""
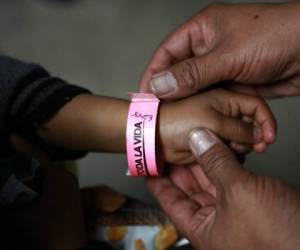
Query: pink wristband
126 93 160 177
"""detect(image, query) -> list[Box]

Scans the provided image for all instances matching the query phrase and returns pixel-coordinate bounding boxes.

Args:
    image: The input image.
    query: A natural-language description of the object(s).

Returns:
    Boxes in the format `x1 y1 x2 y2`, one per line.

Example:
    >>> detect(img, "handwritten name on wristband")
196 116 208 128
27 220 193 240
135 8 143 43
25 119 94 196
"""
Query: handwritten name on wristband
126 93 160 176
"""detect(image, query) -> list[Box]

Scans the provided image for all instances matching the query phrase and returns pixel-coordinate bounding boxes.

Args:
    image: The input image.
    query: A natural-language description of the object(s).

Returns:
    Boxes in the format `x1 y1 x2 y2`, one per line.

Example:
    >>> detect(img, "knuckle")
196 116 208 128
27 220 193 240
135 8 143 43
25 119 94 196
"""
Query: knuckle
248 95 267 113
202 146 232 176
250 95 264 106
239 88 262 103
175 59 200 91
251 175 287 203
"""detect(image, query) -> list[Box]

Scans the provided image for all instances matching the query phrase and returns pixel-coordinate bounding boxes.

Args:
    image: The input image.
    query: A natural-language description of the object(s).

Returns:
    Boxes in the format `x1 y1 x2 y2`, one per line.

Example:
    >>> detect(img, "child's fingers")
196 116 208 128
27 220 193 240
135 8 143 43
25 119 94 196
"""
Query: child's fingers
254 141 267 153
240 115 270 153
230 141 267 154
230 142 253 154
214 115 263 144
231 94 277 144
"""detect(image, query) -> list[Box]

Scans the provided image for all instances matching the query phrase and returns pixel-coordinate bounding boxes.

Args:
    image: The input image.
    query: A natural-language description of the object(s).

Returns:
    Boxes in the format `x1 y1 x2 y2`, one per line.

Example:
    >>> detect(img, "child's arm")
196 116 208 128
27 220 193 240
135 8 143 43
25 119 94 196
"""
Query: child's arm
37 94 129 153
0 55 90 159
1 56 274 164
35 89 276 165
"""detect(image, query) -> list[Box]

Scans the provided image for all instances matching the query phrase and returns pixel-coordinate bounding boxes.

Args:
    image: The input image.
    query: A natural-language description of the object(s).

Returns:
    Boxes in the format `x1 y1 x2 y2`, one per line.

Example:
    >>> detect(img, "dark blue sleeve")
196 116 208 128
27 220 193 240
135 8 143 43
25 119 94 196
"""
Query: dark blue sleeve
0 55 90 160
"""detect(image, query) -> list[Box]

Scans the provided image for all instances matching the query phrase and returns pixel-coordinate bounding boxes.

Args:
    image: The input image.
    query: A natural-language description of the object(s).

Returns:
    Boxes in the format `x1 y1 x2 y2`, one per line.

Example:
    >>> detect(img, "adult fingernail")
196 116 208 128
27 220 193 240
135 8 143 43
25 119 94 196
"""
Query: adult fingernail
254 127 263 142
150 71 177 96
189 128 217 156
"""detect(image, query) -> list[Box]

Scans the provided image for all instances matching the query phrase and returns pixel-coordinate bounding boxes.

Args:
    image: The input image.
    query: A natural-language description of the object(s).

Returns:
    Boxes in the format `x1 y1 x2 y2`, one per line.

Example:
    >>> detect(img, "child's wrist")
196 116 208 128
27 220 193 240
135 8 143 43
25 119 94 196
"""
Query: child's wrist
126 93 161 176
157 104 168 152
111 99 130 153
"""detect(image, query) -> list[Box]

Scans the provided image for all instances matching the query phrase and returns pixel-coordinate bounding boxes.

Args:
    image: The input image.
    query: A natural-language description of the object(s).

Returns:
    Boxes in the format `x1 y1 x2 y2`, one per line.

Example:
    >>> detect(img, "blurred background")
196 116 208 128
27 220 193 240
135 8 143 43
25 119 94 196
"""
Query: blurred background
0 0 297 205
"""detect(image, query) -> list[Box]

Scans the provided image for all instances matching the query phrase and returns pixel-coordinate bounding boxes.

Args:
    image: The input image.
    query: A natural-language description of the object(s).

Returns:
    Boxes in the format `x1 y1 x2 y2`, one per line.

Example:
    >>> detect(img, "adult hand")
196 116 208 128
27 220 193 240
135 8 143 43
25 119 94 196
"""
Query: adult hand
147 128 300 250
140 2 300 99
159 89 276 164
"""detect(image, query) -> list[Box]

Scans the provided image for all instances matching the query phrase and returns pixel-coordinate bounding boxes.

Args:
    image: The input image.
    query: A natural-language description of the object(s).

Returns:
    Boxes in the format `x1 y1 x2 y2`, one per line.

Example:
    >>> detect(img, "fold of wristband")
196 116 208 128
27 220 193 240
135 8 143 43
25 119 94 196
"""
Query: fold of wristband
126 93 160 177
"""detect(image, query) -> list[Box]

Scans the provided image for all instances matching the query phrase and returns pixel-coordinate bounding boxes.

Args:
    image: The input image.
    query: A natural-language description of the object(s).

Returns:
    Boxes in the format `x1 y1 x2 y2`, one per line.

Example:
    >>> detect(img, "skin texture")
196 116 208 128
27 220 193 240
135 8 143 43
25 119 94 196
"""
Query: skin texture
158 89 275 164
8 90 276 248
22 90 276 165
139 2 300 249
37 95 130 153
147 128 300 250
140 2 300 99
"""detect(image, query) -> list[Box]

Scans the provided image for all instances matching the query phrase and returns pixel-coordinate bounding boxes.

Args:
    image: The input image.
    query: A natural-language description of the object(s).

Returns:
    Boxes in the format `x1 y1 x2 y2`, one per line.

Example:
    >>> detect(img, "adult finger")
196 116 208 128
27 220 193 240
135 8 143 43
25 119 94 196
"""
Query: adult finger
169 166 215 207
139 15 216 93
148 50 228 100
190 164 217 197
227 79 300 99
188 128 249 190
146 176 202 235
139 37 192 93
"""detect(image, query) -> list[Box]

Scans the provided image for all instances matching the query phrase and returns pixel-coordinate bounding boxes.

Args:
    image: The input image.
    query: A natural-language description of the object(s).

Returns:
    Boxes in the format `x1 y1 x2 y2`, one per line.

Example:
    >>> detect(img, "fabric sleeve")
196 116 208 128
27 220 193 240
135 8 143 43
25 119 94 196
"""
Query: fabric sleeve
0 55 91 160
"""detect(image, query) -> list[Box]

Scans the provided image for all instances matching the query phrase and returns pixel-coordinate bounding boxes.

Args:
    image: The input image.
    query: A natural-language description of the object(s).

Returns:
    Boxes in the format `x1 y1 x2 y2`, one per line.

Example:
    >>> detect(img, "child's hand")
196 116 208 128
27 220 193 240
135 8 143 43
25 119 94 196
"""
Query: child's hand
159 89 276 165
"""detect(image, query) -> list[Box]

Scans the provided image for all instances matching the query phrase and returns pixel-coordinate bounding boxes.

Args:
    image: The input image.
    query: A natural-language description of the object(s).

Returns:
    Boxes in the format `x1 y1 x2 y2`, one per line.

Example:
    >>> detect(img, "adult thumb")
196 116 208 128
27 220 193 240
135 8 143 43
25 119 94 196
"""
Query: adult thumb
149 52 227 100
188 128 248 190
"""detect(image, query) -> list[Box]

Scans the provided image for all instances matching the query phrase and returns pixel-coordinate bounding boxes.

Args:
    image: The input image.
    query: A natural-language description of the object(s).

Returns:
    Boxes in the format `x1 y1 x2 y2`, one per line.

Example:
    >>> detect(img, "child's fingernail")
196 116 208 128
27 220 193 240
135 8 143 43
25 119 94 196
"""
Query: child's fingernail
189 128 217 156
254 127 263 142
265 123 276 143
267 131 275 143
150 71 177 96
